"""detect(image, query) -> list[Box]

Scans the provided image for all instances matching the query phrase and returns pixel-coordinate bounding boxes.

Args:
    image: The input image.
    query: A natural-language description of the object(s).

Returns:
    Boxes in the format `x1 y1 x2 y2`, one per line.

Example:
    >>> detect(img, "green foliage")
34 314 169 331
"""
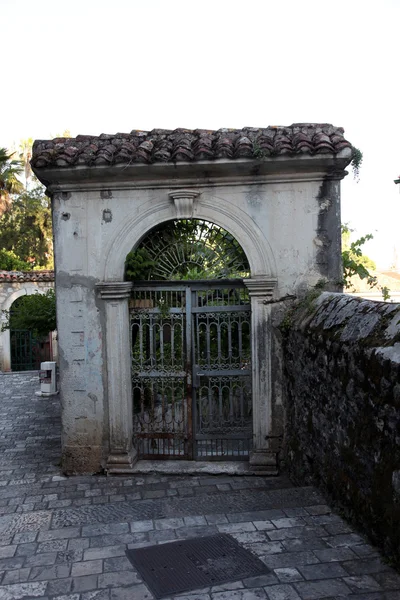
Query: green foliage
125 247 156 280
341 224 390 300
0 184 53 268
350 147 363 181
0 148 24 216
1 289 56 337
0 249 30 271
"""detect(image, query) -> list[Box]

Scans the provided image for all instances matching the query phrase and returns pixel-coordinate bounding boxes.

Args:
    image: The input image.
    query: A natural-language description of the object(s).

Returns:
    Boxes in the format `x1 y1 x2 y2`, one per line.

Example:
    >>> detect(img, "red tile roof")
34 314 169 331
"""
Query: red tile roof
0 270 55 283
31 124 352 169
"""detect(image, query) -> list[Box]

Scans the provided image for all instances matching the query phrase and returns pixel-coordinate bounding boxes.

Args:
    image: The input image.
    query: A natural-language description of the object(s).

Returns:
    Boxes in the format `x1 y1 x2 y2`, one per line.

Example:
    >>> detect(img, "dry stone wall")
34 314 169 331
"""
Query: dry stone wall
283 292 400 564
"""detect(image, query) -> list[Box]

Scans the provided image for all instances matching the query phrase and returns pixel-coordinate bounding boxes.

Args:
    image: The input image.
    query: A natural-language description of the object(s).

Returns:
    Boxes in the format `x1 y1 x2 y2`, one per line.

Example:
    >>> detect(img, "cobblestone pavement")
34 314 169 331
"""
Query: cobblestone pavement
1 373 400 600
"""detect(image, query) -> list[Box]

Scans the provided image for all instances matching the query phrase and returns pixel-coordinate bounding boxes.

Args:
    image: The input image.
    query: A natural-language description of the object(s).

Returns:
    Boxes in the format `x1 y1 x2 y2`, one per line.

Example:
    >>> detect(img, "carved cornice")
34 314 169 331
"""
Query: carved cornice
168 190 200 218
96 281 133 300
244 277 277 298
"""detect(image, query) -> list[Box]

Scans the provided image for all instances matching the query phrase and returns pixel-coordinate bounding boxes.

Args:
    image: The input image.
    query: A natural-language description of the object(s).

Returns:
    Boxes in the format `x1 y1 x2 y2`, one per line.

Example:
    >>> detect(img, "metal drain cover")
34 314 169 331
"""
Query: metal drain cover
126 533 269 598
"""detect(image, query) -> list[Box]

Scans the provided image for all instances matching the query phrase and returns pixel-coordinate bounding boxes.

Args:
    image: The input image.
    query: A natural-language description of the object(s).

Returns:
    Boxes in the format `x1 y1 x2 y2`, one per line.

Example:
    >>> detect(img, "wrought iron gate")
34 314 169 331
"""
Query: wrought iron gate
130 281 252 460
10 330 52 371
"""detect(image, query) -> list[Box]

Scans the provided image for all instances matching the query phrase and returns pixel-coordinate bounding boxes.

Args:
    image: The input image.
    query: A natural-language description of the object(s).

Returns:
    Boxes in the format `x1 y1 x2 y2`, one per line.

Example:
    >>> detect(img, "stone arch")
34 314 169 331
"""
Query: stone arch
103 193 277 282
0 285 51 372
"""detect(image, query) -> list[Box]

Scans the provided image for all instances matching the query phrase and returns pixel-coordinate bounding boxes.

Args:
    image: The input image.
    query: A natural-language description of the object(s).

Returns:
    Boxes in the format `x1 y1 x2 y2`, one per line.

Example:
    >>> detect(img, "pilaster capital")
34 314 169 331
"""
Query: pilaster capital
96 281 133 300
168 189 200 218
244 277 277 298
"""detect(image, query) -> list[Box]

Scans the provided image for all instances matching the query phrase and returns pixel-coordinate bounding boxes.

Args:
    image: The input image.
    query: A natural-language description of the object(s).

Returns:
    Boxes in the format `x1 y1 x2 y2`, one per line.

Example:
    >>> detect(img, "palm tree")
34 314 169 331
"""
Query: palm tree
0 148 24 217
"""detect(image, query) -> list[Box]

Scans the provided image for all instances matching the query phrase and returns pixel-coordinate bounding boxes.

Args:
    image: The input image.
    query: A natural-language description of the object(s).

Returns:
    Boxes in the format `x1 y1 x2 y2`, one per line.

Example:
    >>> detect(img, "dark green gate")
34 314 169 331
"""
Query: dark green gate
10 330 51 371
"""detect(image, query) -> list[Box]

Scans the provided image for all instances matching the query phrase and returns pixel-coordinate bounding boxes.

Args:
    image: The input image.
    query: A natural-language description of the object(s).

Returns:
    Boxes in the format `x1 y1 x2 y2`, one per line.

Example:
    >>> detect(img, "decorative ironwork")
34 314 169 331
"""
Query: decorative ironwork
126 220 250 281
131 282 252 460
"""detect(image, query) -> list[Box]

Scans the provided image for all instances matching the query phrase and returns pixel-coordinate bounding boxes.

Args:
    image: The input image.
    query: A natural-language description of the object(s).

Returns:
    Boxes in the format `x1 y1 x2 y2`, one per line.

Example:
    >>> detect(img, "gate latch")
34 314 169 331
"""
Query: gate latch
193 372 205 388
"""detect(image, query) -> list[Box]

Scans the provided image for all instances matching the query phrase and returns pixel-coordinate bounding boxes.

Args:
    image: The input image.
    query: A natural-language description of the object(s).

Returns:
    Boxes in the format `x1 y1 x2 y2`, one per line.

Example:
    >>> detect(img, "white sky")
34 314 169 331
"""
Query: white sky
2 0 399 268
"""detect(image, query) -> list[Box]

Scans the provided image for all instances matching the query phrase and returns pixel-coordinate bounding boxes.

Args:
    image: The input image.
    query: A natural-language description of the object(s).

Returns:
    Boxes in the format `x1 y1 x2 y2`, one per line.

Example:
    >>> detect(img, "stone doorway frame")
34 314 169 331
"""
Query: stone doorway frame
96 190 278 473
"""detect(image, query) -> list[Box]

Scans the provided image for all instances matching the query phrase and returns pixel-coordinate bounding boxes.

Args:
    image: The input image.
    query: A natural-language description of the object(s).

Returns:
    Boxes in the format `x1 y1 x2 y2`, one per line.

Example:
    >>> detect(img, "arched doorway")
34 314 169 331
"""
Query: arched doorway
126 220 252 460
9 295 52 371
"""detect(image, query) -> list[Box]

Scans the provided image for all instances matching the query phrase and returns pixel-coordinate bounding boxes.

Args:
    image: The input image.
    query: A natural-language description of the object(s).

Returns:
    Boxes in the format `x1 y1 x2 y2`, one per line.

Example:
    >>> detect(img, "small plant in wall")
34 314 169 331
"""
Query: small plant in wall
350 146 363 181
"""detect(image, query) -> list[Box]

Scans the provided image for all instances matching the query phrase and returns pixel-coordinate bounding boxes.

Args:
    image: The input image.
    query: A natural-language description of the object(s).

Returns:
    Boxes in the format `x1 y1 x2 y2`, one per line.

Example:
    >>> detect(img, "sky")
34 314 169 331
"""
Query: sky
2 0 399 269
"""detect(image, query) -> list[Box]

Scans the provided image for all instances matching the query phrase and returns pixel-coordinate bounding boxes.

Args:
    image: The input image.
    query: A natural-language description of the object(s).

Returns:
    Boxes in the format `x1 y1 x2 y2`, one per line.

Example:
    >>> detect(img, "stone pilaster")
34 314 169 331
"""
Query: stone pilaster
97 282 137 474
244 277 278 472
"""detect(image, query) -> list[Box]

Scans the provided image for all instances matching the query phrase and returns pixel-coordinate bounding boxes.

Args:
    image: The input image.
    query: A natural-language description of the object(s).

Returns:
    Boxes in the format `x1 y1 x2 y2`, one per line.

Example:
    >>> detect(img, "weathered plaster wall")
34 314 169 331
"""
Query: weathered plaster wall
50 173 343 472
0 278 54 371
283 292 400 564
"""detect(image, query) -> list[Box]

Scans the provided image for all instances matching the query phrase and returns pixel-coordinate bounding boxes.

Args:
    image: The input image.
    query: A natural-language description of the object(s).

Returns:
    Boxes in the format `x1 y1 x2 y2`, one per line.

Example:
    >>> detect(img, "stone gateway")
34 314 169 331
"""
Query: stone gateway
31 124 353 474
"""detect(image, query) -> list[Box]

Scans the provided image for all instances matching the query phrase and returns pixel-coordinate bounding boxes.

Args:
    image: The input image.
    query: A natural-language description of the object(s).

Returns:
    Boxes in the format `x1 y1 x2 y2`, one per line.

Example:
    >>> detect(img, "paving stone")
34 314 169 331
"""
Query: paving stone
271 518 305 529
84 546 127 561
82 590 110 600
103 556 133 573
253 521 275 531
15 543 37 557
24 552 57 566
228 511 285 524
211 580 244 592
211 590 268 599
351 543 381 559
183 515 208 527
56 550 83 563
281 538 328 552
38 527 80 542
273 569 303 584
46 578 73 596
82 523 130 537
98 570 142 588
322 533 365 547
264 584 301 599
242 574 279 587
343 575 383 592
130 520 154 533
205 514 229 525
89 534 137 548
155 517 185 530
342 557 391 575
148 529 176 543
0 581 47 599
0 546 16 559
298 562 348 580
37 539 68 553
313 547 358 562
0 557 25 570
260 551 320 569
2 568 31 584
71 560 103 577
110 584 152 600
232 532 268 545
71 575 98 592
267 527 327 542
29 563 71 581
175 525 218 539
293 578 352 599
242 541 284 556
217 522 255 533
68 538 90 551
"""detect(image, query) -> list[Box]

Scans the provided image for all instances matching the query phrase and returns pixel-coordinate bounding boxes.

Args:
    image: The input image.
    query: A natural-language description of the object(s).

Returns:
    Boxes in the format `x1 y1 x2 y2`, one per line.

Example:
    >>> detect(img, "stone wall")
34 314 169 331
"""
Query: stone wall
283 292 400 564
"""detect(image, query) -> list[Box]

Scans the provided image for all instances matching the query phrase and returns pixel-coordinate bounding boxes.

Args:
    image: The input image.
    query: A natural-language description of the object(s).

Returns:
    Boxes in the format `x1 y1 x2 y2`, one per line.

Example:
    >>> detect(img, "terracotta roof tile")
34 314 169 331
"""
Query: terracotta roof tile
0 270 55 283
31 124 352 169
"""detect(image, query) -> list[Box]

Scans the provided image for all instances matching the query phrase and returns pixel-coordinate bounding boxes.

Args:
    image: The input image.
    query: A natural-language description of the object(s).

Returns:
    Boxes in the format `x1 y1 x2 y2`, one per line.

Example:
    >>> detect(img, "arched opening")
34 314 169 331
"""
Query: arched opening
125 219 251 281
125 219 252 461
9 295 52 371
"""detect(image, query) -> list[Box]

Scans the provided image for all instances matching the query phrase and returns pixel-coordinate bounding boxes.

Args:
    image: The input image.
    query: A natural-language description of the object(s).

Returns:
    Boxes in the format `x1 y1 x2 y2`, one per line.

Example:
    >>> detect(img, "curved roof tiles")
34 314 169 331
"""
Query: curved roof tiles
31 124 352 169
